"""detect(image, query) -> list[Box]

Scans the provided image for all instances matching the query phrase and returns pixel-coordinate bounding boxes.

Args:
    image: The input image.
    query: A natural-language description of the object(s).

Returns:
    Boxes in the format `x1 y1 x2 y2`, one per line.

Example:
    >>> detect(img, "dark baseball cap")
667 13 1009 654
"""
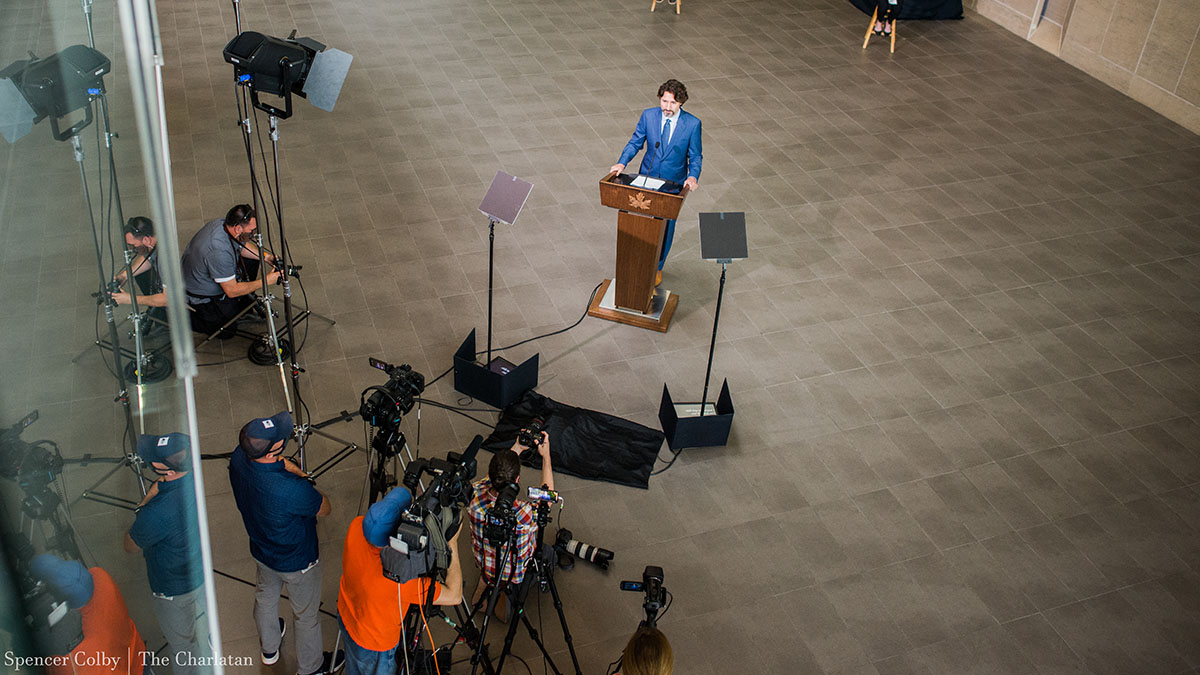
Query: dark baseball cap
136 432 191 471
239 411 294 459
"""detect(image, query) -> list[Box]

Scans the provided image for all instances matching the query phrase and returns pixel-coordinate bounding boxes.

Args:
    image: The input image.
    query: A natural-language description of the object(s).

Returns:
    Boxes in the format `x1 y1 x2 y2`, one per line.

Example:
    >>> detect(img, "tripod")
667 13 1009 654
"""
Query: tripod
472 500 582 675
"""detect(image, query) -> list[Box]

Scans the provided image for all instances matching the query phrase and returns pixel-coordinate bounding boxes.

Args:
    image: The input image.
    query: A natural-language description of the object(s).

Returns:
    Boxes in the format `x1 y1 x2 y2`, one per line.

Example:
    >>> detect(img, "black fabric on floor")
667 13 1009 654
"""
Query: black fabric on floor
481 390 664 490
848 0 963 20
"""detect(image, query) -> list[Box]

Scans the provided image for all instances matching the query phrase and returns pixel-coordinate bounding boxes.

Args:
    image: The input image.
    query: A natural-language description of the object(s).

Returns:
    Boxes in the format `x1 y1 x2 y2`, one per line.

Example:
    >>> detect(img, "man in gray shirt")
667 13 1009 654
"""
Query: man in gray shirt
180 204 280 337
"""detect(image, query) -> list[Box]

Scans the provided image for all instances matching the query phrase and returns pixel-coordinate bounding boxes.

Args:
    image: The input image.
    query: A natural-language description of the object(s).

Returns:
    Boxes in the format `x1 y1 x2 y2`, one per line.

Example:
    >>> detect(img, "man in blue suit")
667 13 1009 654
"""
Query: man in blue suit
611 79 702 285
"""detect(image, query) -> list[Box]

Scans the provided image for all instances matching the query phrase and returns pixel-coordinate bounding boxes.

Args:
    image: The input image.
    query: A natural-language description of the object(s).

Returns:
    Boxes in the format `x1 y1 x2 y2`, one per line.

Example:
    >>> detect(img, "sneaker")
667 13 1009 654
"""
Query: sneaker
299 649 345 675
262 618 286 665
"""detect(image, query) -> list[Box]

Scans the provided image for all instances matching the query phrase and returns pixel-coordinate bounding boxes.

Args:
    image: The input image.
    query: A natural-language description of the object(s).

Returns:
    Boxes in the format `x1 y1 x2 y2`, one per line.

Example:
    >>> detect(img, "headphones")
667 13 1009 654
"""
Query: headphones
124 216 154 238
225 204 255 227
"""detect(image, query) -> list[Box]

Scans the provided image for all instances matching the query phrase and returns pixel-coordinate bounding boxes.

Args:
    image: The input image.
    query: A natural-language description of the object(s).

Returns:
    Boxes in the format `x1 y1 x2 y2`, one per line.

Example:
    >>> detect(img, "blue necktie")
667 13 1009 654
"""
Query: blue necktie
662 118 672 151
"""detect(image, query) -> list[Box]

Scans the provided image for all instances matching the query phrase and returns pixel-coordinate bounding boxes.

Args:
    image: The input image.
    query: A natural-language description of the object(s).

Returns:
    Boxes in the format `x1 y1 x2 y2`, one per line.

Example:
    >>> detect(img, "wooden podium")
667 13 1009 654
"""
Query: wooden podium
588 172 689 332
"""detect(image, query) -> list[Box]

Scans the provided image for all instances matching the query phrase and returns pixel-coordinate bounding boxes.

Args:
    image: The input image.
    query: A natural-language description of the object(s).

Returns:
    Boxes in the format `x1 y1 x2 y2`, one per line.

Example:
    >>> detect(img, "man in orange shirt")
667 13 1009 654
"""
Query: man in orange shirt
30 554 147 675
337 486 463 675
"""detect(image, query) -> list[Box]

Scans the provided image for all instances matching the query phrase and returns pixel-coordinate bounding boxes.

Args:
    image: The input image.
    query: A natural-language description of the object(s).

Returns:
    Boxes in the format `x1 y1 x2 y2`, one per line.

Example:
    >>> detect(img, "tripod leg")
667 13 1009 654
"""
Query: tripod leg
544 573 583 675
513 613 564 675
495 574 564 675
470 587 498 675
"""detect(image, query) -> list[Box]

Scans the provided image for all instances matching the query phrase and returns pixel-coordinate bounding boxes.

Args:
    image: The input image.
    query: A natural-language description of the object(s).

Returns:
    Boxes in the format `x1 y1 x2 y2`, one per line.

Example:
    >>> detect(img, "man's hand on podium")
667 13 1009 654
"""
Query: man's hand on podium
610 163 626 174
684 176 698 191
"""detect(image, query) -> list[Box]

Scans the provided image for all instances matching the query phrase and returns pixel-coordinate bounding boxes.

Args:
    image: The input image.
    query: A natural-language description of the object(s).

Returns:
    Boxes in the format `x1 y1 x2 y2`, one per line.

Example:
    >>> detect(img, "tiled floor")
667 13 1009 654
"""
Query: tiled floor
3 0 1200 672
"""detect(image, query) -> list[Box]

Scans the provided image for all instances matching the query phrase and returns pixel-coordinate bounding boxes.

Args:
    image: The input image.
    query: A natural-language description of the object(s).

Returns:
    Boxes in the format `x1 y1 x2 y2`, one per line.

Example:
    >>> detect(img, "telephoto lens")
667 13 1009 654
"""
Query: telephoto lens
554 528 614 570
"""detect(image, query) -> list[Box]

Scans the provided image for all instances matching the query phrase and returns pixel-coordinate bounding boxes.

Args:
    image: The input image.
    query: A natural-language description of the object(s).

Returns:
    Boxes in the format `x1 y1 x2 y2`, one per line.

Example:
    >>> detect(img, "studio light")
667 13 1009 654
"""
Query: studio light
222 30 351 119
0 45 110 143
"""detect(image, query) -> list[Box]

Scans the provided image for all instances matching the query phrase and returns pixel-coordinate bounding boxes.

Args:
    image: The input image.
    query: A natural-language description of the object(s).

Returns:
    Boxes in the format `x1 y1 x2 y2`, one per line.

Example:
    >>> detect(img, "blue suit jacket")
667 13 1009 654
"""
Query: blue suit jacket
617 107 702 184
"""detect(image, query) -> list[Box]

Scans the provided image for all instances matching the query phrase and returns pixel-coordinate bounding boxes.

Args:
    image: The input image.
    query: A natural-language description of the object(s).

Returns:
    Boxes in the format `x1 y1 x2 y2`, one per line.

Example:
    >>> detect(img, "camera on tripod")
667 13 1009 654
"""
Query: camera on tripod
484 481 520 547
379 436 481 584
1 411 65 504
620 565 667 627
359 357 426 434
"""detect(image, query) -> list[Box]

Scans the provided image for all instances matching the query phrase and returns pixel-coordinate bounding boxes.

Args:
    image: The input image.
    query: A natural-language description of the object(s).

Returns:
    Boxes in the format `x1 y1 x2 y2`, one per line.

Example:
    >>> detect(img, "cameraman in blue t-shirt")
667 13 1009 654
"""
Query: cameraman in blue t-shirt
228 411 342 675
124 432 208 674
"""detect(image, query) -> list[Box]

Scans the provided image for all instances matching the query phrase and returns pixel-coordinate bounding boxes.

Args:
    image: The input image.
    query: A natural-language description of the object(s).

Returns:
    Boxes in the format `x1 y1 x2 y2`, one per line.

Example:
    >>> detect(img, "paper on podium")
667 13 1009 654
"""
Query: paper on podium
630 175 666 190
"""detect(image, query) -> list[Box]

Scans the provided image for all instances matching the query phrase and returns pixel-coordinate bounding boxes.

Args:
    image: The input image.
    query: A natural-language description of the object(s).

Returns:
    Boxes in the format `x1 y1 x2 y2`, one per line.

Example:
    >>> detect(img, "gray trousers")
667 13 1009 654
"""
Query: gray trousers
255 558 324 675
151 585 209 675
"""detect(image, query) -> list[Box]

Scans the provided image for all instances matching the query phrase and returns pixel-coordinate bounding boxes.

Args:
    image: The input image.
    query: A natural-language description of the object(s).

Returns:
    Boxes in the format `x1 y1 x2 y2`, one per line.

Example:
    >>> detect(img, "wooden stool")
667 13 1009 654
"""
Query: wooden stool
862 7 897 53
651 0 680 15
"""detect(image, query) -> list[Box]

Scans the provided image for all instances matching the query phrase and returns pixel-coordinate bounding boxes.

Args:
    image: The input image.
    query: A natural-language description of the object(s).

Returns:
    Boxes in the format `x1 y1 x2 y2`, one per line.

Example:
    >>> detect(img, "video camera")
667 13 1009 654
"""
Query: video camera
379 435 482 584
359 357 425 433
620 565 667 628
1 411 63 495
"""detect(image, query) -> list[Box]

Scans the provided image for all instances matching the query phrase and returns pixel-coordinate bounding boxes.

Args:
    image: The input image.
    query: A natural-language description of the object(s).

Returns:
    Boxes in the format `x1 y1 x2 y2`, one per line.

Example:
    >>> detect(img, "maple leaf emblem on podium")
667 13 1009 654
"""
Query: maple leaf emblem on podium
629 192 652 210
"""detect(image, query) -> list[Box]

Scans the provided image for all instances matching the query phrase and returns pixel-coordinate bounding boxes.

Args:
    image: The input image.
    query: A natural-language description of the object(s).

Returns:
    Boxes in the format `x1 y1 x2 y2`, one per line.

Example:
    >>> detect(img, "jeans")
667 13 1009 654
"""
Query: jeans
254 558 324 675
340 618 398 675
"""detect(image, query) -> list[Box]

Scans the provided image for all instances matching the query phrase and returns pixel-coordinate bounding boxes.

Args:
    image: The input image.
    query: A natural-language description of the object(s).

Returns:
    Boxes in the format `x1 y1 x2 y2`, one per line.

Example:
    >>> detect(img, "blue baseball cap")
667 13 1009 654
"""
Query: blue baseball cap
362 487 414 547
239 411 294 458
136 432 191 471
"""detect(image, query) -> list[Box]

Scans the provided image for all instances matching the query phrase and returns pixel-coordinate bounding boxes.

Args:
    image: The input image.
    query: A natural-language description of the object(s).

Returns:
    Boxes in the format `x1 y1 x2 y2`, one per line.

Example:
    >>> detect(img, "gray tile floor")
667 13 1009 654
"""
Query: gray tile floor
3 0 1200 672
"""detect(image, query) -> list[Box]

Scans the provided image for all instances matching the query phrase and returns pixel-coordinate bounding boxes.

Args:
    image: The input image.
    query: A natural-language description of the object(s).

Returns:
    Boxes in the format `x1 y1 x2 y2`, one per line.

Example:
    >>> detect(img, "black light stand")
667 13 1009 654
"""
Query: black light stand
72 130 150 505
224 30 351 469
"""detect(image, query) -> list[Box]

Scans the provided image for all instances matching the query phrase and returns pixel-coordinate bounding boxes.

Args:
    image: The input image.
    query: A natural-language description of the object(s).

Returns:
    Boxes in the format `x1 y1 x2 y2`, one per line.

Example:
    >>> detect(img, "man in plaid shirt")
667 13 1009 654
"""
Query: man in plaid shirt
467 431 554 618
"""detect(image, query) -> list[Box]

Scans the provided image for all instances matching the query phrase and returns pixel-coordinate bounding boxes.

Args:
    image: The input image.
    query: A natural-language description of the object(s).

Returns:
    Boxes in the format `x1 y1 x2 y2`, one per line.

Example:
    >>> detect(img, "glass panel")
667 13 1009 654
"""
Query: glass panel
0 0 220 671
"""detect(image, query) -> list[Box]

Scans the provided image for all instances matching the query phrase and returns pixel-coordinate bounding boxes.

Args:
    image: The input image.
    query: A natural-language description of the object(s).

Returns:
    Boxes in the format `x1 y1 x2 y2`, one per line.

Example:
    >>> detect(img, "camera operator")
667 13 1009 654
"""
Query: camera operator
618 627 673 675
123 432 208 674
110 216 167 309
228 411 342 675
337 486 463 675
466 432 554 617
180 204 281 337
28 553 148 674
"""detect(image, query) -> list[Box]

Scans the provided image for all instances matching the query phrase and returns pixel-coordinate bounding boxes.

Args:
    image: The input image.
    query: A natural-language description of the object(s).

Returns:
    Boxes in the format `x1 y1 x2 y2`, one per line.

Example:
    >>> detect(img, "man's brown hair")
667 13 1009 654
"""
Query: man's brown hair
657 79 688 105
488 450 521 488
622 626 673 675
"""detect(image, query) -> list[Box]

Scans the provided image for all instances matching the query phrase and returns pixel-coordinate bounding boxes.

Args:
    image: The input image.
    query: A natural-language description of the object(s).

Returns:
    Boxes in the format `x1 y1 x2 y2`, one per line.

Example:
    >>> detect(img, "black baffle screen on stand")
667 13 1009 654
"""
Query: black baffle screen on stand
699 211 748 262
658 211 745 452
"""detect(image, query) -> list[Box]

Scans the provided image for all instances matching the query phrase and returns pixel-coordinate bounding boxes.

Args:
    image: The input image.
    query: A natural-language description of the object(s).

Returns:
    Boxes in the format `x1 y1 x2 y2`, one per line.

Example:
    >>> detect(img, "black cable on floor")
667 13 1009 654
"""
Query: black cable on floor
413 398 496 430
649 447 683 476
424 281 604 391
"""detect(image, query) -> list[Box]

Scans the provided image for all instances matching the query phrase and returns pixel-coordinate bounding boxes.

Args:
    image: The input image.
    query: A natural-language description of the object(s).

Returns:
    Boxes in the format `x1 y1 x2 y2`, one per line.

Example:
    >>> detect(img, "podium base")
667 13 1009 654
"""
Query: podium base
587 278 678 332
